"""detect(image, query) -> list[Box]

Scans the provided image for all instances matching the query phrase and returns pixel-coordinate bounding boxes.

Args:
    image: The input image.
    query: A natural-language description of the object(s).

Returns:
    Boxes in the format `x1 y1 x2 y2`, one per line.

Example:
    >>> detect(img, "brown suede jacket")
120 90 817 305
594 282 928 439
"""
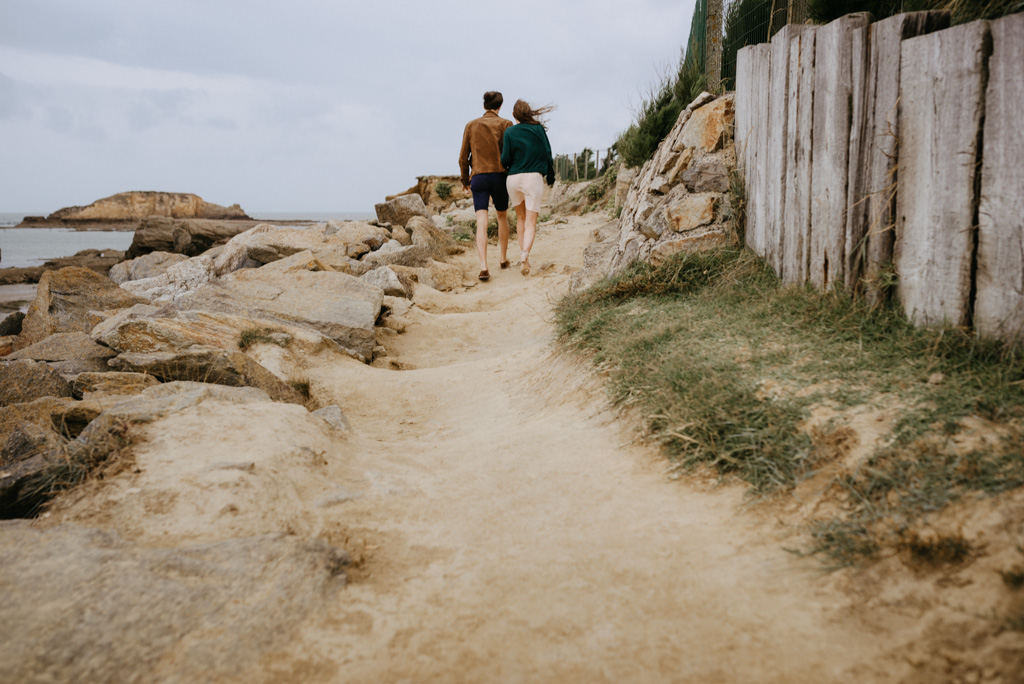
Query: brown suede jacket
459 111 513 187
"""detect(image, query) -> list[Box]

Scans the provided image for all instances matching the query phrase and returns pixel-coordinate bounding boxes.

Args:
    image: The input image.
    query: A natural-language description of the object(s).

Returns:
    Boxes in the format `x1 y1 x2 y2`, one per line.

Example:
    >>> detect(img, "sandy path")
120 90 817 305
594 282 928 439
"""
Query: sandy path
264 215 905 683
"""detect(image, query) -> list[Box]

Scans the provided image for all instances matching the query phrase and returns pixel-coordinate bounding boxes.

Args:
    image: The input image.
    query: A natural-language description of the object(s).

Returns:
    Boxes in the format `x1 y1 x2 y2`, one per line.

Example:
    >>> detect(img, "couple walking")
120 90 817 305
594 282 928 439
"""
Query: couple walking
459 91 555 281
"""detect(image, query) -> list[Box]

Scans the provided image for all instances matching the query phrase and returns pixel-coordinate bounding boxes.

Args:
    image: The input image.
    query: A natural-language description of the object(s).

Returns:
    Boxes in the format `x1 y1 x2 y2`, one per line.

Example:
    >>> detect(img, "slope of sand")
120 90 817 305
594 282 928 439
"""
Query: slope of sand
40 214 1023 682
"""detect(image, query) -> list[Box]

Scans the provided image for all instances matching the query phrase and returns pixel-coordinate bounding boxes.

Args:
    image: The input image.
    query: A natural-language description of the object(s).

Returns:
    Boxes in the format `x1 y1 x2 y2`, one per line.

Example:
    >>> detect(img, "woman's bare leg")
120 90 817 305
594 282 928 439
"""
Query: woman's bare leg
519 207 538 275
496 210 510 265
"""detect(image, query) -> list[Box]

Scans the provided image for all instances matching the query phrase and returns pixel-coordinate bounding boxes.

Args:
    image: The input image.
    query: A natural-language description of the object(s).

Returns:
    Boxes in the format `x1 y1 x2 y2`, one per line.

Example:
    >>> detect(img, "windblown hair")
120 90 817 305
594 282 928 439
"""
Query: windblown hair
512 100 556 130
483 91 504 110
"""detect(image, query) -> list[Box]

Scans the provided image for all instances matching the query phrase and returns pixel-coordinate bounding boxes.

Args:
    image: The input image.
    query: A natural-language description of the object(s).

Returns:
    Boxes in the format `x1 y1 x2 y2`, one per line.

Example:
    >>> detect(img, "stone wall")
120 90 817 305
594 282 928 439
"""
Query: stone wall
736 11 1024 342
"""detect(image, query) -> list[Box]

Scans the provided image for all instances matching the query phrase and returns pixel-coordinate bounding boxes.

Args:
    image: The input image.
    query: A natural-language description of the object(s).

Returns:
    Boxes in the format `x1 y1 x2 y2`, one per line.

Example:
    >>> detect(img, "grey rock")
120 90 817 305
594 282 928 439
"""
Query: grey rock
312 404 351 433
361 266 407 297
108 251 189 284
361 244 432 270
374 193 430 227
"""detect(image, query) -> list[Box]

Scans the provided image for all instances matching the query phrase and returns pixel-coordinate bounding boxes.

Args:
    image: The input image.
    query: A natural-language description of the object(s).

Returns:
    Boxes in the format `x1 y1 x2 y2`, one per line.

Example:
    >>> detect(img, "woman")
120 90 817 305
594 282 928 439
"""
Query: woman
501 100 555 276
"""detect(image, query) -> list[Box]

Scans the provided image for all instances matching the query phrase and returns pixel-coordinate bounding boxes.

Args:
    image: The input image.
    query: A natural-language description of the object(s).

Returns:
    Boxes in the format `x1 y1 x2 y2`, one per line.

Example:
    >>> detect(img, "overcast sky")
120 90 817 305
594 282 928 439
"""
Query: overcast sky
0 0 697 214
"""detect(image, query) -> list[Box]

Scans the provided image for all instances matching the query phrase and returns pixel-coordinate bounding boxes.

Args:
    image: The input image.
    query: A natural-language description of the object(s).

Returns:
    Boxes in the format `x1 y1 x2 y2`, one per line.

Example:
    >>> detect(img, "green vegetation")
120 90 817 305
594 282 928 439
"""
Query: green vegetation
807 0 1024 24
555 247 1024 566
238 327 289 351
434 181 453 201
451 208 518 243
616 59 706 168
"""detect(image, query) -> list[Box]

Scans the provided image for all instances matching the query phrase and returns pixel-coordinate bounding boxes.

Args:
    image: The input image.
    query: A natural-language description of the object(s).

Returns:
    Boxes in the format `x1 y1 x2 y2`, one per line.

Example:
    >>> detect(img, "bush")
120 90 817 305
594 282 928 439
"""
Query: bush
434 181 453 201
807 0 1024 24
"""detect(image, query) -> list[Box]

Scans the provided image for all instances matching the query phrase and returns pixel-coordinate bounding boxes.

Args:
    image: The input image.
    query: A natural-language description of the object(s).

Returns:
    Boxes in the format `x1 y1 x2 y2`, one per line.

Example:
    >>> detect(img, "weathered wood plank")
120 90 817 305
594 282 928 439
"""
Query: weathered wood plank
896 20 990 327
976 12 1024 341
845 11 950 301
764 27 795 274
745 45 772 256
781 25 816 285
808 13 872 290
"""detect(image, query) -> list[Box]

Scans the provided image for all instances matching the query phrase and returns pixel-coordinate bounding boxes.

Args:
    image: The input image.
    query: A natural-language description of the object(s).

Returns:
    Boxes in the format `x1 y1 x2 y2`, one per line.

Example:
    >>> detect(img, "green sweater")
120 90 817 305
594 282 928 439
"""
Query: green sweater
501 123 555 184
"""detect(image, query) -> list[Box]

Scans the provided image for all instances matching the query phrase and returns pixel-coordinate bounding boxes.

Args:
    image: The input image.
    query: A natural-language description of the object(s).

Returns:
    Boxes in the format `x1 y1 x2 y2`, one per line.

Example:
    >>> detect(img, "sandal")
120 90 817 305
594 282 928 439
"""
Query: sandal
478 270 490 281
520 261 530 276
499 260 511 270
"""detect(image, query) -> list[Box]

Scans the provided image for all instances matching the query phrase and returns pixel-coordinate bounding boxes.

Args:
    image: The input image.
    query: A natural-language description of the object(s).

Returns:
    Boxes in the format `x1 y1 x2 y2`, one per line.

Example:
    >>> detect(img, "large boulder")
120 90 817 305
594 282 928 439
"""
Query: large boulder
324 221 391 251
0 360 74 406
0 312 24 337
375 193 431 227
17 267 148 349
118 255 216 303
362 241 432 269
406 215 458 261
361 266 408 297
6 332 116 375
177 251 383 361
108 347 305 405
108 251 189 284
609 93 738 275
126 217 257 259
387 175 471 213
0 523 348 682
212 224 370 276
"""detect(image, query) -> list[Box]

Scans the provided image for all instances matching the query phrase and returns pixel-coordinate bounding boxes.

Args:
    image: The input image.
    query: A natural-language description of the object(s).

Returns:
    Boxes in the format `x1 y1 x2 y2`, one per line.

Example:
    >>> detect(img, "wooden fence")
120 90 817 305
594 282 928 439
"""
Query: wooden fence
735 11 1024 341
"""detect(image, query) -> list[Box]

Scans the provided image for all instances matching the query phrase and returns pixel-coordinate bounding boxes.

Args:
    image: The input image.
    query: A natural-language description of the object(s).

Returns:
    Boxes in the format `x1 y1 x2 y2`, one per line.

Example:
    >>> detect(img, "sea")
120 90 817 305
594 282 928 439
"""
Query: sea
0 211 374 269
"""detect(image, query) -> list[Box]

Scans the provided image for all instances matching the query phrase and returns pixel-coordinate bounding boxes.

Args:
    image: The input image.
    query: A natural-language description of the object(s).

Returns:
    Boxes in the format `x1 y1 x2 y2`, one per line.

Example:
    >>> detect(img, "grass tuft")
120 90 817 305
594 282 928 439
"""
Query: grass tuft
238 327 290 351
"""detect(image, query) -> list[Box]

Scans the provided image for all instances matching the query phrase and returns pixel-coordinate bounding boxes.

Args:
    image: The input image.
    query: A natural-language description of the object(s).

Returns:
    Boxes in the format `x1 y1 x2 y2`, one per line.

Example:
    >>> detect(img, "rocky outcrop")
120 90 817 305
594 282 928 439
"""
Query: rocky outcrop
119 255 216 303
608 93 738 275
375 194 431 227
6 332 116 375
71 371 160 399
16 267 149 350
387 175 471 214
125 217 260 259
46 191 249 223
212 223 376 276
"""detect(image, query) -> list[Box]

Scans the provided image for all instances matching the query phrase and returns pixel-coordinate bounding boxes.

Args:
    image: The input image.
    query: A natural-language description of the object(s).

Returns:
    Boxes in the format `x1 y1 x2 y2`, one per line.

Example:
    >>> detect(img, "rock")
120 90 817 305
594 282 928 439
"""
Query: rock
126 217 258 259
323 221 391 250
0 360 74 406
361 267 408 297
615 166 638 209
0 397 102 465
569 241 618 293
387 175 471 214
6 332 117 375
0 249 127 286
407 216 457 261
382 295 413 318
610 93 737 274
108 251 189 284
0 312 24 336
375 193 431 227
118 255 216 303
0 523 347 682
71 372 160 399
649 232 734 265
0 336 15 357
172 251 383 361
17 267 149 350
391 226 412 246
312 404 351 433
88 304 162 342
108 347 305 405
92 381 276 423
362 243 432 270
212 224 368 277
95 308 344 362
425 260 463 292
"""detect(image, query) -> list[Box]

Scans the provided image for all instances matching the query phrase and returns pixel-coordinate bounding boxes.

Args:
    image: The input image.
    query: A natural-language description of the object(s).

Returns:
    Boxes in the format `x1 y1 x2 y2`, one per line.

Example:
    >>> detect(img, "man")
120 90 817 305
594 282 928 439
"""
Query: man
459 91 513 281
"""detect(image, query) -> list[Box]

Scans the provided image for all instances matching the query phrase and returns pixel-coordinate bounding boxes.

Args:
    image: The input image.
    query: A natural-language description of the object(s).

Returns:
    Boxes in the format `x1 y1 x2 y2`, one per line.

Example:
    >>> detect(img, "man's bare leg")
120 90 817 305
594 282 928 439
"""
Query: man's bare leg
475 208 490 273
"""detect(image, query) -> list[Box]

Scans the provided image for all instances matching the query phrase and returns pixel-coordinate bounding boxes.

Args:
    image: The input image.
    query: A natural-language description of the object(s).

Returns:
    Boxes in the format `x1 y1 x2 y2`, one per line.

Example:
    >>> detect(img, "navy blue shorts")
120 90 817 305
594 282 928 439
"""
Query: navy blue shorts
470 172 509 212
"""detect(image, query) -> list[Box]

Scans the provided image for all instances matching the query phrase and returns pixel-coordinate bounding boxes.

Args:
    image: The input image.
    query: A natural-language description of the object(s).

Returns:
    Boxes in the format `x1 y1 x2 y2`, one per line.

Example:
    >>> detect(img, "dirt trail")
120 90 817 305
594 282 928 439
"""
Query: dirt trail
261 215 907 682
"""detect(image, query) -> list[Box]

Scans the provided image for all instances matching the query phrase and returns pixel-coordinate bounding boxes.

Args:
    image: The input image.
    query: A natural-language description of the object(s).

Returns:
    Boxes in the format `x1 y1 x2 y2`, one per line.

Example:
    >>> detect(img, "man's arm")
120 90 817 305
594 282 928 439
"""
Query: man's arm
500 128 512 171
459 123 473 188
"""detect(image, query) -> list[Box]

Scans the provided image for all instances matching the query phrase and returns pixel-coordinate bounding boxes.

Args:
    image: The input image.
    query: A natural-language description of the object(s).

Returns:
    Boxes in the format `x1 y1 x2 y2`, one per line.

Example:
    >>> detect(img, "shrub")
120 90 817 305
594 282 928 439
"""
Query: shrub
434 181 453 201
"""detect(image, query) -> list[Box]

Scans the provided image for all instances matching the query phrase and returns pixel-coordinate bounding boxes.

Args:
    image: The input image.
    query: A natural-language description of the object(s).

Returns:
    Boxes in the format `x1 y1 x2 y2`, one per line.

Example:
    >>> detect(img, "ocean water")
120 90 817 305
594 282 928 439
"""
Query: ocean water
0 211 375 268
